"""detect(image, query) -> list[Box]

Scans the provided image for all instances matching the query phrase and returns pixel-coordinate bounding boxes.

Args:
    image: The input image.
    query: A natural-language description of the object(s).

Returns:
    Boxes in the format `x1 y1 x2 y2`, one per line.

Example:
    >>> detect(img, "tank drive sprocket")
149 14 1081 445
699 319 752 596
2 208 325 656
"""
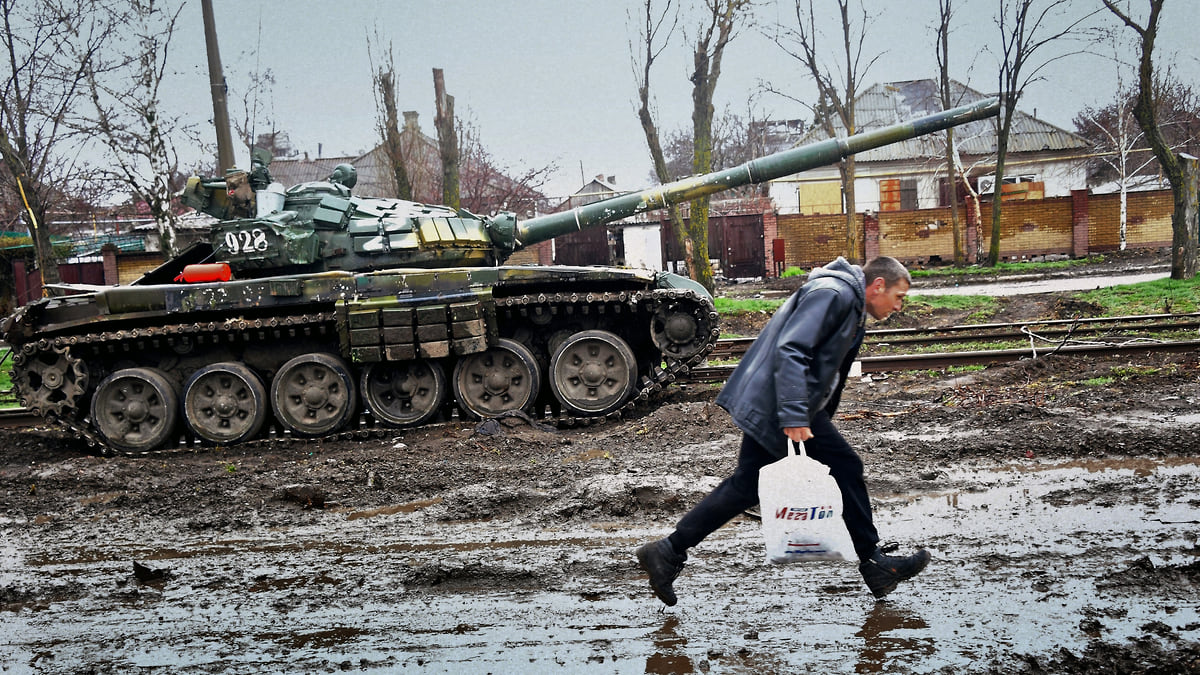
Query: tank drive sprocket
13 343 89 418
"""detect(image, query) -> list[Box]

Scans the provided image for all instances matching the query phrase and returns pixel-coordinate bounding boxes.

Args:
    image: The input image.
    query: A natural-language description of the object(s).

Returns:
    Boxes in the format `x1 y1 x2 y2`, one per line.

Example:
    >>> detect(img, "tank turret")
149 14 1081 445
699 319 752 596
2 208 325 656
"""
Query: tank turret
4 98 998 453
177 98 999 279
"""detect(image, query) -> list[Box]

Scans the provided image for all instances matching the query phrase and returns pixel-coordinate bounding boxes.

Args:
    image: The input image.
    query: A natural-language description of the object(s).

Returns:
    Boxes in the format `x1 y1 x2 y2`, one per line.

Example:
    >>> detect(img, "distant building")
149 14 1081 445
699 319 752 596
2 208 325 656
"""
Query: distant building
267 111 546 217
769 79 1092 215
269 111 441 203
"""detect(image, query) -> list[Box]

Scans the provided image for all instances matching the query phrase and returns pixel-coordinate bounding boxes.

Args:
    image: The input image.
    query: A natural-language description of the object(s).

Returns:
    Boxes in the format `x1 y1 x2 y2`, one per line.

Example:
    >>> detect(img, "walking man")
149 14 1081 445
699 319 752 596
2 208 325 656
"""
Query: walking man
637 256 929 605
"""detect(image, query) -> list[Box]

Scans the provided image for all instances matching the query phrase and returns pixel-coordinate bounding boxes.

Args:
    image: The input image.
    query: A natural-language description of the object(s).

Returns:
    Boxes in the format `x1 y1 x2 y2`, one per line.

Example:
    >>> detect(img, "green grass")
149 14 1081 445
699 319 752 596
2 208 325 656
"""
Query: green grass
780 266 807 278
865 338 1028 355
1110 365 1163 378
0 348 16 408
1077 276 1200 315
902 294 1000 323
911 364 988 378
714 297 786 315
1081 376 1115 387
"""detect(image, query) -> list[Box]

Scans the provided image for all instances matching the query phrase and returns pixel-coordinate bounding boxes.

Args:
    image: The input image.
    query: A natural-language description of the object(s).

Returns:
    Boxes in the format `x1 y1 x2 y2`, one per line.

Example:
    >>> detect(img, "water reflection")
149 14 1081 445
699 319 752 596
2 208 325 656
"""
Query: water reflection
856 603 932 673
645 615 694 674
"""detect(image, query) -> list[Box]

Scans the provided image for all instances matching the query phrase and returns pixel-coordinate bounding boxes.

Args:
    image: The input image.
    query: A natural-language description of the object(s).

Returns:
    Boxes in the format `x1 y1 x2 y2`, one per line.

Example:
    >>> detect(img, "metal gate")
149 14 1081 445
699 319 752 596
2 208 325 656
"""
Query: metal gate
660 213 765 278
715 213 765 278
14 260 105 306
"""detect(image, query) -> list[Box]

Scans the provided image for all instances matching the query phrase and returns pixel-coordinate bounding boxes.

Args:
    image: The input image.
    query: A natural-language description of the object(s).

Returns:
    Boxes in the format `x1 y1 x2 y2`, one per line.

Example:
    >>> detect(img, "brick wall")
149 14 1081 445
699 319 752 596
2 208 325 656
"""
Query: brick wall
1102 190 1174 250
776 213 864 270
976 196 1075 258
780 188 1175 267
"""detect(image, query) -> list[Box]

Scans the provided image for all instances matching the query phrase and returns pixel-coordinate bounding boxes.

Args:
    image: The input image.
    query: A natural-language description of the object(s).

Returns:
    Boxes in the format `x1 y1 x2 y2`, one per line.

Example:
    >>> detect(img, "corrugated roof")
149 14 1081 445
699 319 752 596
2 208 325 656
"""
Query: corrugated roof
795 79 1089 162
267 155 357 187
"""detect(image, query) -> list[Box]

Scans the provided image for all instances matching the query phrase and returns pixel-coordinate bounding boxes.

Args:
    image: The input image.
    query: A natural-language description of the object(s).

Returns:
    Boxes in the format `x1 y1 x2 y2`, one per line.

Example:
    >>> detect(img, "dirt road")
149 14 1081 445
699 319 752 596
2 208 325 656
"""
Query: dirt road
3 262 1199 673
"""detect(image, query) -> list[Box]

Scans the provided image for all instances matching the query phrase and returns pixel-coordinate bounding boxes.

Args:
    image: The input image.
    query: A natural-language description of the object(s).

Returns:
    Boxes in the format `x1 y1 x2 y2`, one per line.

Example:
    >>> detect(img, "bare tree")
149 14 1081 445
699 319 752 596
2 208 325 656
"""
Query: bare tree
433 68 460 210
368 39 411 200
686 0 752 291
660 105 765 196
986 0 1093 266
631 0 692 279
456 126 554 217
230 56 291 158
0 0 113 288
631 0 750 293
1075 82 1155 251
769 0 880 263
85 0 193 258
1099 0 1197 278
935 0 968 266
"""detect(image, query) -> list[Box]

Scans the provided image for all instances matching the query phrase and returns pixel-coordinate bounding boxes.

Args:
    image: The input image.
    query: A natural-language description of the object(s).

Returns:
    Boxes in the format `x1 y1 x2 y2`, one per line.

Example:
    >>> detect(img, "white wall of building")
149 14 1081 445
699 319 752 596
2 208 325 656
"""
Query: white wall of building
622 224 663 271
769 154 1089 215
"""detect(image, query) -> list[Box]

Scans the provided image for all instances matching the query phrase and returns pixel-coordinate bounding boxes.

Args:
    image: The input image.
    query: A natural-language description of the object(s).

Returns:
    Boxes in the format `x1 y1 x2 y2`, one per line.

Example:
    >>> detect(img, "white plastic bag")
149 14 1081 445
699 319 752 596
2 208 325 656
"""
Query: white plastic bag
758 440 854 563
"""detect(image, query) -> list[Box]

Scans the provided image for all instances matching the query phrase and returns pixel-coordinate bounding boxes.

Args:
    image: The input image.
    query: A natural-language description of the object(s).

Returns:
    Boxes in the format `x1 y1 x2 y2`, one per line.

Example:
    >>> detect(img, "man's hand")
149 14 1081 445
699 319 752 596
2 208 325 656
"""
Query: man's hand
784 426 812 442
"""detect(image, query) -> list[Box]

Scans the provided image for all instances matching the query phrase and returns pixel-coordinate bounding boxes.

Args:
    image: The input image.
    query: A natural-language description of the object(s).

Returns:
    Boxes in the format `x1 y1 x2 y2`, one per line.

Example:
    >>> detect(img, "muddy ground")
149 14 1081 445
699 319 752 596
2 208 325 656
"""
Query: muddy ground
2 251 1198 674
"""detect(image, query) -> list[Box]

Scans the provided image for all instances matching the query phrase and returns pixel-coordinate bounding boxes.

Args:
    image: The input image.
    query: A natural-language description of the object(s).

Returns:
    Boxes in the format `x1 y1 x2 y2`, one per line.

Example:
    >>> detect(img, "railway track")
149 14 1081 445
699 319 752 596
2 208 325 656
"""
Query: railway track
689 313 1200 383
706 312 1200 359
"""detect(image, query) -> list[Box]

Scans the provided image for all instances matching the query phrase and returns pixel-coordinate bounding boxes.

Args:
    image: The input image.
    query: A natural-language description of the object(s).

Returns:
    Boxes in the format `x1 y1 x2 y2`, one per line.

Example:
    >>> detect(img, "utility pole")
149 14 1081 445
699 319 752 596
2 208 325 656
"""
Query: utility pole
201 0 235 172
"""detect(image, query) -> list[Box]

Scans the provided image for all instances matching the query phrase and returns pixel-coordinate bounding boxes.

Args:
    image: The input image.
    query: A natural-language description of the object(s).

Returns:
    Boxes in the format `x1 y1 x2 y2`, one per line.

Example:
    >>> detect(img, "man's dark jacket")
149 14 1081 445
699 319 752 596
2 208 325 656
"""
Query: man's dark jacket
715 257 866 457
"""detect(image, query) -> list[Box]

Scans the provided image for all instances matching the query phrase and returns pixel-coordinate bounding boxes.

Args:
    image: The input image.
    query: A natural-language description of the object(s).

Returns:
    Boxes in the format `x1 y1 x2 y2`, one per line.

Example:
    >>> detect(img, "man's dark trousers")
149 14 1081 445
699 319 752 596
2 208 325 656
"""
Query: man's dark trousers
667 410 880 561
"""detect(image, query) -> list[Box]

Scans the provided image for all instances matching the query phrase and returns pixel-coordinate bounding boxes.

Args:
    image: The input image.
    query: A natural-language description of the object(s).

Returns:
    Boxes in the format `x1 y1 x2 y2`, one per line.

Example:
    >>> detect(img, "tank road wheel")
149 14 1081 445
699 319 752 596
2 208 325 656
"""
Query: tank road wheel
361 360 446 427
270 353 357 437
549 330 637 416
14 345 89 416
90 367 179 453
182 362 268 445
452 338 540 420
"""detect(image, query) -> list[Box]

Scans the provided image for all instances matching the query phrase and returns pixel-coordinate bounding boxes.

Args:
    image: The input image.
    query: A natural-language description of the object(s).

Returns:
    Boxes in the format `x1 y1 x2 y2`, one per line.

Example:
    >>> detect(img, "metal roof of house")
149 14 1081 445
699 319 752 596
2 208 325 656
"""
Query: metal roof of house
267 155 360 188
795 79 1090 162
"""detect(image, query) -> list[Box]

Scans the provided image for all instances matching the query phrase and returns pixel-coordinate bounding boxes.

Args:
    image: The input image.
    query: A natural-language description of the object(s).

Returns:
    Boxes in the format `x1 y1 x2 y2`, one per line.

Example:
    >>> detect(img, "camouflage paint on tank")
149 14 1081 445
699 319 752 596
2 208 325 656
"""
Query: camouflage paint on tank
0 97 1000 452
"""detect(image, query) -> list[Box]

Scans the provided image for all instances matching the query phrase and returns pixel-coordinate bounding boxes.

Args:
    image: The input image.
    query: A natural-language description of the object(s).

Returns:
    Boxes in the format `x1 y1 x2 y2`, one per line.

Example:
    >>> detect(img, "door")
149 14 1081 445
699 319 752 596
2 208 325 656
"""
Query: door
720 214 765 279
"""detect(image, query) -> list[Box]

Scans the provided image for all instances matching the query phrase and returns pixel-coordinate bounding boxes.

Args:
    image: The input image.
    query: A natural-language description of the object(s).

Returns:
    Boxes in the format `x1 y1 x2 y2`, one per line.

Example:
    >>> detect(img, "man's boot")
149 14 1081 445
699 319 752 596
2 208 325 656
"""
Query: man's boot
859 547 930 599
636 538 687 606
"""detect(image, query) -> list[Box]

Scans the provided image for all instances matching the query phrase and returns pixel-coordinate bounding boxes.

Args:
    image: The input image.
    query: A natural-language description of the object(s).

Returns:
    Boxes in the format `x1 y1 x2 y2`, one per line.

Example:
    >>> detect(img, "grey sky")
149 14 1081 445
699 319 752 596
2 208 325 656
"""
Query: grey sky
166 0 1200 202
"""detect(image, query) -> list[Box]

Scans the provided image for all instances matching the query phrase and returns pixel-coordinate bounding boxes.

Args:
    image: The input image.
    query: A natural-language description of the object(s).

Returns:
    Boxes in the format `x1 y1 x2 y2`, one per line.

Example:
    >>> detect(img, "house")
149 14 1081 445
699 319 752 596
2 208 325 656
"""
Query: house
269 111 441 204
548 175 627 267
266 112 548 218
769 79 1092 215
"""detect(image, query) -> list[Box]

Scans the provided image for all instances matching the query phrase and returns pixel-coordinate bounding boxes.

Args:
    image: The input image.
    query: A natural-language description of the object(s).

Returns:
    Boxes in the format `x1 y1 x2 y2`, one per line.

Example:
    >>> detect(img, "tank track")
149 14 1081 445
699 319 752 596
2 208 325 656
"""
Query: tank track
14 289 717 457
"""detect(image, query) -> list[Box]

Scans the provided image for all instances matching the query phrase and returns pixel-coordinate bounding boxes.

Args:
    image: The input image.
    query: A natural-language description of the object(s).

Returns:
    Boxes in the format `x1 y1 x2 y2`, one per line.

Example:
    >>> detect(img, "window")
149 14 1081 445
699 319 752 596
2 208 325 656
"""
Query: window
879 178 918 211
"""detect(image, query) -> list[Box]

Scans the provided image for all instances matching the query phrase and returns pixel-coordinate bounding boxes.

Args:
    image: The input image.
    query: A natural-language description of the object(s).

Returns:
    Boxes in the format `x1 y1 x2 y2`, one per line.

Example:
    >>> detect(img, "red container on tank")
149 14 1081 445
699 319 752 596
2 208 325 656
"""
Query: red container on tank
175 263 232 283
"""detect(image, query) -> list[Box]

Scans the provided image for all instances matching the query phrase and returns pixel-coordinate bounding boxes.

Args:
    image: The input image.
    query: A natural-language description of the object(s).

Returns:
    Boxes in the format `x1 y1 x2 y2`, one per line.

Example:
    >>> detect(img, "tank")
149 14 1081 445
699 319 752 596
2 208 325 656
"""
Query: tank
1 98 998 453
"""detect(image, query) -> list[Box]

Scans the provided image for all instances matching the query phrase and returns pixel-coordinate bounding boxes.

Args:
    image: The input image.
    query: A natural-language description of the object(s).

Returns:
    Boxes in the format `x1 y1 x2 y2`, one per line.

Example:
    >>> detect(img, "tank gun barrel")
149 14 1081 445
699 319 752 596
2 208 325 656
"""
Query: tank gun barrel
513 97 999 250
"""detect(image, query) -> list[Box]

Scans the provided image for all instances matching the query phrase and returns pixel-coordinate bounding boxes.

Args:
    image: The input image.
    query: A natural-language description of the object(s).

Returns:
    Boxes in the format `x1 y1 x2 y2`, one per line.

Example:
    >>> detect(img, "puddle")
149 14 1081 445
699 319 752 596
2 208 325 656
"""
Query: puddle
344 496 444 520
1092 410 1200 428
4 456 1198 672
875 424 985 443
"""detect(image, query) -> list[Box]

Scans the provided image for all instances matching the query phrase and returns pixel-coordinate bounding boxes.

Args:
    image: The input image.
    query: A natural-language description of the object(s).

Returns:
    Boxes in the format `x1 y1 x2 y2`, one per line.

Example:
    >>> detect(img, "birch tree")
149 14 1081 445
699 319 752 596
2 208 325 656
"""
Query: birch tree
935 0 968 266
1075 83 1156 251
1 0 113 288
85 0 193 258
1094 0 1198 276
986 0 1092 266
